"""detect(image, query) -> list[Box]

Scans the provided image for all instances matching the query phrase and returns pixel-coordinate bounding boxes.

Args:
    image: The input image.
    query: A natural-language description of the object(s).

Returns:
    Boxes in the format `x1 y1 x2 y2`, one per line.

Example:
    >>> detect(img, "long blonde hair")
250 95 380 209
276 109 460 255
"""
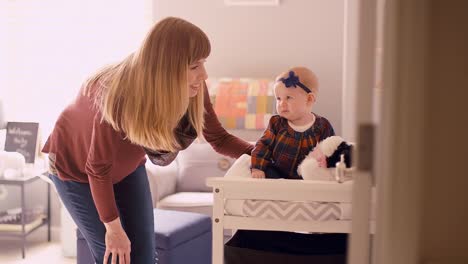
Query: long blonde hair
84 17 210 152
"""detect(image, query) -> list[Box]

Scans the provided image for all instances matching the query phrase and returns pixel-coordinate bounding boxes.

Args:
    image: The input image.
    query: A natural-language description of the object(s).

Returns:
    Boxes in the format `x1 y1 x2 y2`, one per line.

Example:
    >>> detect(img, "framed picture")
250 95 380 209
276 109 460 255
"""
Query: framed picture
4 122 40 163
224 0 280 6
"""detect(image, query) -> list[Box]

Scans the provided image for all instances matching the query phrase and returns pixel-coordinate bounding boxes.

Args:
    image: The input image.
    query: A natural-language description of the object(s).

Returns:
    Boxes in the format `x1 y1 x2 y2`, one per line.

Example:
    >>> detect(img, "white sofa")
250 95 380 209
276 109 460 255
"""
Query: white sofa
145 124 261 216
146 141 237 217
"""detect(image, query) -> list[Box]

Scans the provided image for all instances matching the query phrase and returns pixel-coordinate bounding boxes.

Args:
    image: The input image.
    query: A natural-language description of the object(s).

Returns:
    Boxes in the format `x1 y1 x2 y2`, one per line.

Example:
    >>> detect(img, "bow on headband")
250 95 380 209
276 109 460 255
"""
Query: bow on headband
279 71 312 94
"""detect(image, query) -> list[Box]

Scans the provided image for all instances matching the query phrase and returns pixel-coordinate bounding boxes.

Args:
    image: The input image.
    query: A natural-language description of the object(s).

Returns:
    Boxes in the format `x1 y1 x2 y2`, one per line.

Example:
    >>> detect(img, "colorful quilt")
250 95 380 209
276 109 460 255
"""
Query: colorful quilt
207 78 276 130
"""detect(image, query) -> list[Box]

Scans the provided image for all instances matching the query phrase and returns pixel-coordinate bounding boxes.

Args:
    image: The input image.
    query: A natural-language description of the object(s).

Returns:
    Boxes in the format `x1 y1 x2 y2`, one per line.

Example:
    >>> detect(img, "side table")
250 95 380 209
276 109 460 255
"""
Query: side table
0 174 51 258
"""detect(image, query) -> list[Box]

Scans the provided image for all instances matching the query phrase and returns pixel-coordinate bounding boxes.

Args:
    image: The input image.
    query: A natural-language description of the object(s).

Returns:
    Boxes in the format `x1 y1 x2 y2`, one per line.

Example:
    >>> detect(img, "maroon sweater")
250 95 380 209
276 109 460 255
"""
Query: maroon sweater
42 85 253 223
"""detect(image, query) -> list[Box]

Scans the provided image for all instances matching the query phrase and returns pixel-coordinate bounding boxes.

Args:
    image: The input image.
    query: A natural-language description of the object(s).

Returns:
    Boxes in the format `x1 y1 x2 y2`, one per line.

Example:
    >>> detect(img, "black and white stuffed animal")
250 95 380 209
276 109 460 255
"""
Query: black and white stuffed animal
297 136 353 181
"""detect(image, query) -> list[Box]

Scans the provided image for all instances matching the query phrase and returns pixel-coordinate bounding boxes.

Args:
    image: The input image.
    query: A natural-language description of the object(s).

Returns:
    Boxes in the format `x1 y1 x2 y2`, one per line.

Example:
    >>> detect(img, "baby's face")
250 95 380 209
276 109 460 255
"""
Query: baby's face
274 83 313 121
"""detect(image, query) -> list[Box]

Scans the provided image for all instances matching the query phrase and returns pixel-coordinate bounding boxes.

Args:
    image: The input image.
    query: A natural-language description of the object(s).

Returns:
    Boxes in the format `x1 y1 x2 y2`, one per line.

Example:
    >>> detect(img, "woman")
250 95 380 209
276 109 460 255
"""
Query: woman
43 17 253 264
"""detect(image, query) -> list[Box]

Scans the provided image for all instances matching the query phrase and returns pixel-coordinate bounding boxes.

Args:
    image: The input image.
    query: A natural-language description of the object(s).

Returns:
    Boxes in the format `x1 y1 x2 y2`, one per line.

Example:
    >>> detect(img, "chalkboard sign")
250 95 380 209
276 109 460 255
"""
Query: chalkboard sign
4 122 40 163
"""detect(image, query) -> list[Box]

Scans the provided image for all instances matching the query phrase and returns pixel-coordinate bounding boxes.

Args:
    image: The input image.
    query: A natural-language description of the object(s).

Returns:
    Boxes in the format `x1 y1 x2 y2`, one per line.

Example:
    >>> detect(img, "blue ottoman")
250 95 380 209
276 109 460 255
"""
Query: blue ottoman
76 209 212 264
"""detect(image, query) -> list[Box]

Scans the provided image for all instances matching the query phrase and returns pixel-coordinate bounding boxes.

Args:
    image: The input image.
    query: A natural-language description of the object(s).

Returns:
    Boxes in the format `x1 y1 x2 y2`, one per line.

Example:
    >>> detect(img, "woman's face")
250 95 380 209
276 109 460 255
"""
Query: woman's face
187 59 208 97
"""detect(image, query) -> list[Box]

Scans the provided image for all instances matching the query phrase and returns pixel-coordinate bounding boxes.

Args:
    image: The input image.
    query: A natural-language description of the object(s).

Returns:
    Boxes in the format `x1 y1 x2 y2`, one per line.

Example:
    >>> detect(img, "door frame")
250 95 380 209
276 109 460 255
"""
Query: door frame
343 0 377 263
343 0 428 263
372 0 428 263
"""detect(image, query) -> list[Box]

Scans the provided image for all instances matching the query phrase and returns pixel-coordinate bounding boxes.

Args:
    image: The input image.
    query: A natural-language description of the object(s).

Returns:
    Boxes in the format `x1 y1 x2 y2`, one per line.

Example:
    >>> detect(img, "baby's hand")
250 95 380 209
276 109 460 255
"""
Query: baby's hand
308 146 327 168
251 169 266 179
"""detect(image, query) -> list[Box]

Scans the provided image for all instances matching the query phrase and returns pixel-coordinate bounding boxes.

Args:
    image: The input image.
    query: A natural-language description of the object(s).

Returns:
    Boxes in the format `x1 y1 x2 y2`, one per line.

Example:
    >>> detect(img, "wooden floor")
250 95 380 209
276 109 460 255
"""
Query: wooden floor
0 229 75 264
0 228 234 264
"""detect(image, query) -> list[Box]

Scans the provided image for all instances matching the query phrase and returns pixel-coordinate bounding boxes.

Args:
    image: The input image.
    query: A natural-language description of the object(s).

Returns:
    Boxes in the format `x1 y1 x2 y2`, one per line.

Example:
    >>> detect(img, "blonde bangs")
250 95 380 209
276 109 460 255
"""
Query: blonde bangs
188 28 211 64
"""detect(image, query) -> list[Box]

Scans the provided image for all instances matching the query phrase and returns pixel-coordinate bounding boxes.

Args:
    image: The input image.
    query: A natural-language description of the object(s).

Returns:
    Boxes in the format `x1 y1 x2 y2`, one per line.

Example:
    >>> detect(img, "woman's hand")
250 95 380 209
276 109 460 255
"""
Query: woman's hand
103 217 131 264
251 169 265 179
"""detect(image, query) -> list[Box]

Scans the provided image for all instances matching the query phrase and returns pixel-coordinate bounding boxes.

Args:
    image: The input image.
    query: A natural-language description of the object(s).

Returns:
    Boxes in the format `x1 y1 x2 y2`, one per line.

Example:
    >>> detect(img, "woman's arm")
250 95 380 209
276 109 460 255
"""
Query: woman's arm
202 83 254 158
86 113 131 264
85 113 122 223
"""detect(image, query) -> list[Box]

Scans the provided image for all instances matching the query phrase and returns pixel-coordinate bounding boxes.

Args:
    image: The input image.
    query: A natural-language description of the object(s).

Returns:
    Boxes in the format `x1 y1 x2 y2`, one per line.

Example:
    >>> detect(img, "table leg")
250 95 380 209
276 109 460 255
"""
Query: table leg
47 183 51 242
21 184 26 259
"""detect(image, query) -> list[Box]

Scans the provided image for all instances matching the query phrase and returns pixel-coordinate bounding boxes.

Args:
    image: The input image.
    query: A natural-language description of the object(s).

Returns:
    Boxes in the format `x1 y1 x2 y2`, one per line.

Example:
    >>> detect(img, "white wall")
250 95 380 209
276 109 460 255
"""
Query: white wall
1 0 152 138
1 0 152 227
2 0 346 139
1 0 346 228
154 0 344 134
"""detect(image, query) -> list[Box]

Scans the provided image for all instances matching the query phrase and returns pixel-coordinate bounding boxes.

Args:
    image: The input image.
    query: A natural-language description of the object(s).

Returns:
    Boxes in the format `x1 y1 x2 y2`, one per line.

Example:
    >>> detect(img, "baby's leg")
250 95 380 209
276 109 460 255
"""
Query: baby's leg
265 166 284 179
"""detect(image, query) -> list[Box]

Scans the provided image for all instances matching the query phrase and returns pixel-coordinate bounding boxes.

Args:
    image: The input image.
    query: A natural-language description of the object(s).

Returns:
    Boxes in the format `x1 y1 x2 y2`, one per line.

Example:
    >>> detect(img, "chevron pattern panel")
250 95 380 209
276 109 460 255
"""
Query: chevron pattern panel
242 200 341 221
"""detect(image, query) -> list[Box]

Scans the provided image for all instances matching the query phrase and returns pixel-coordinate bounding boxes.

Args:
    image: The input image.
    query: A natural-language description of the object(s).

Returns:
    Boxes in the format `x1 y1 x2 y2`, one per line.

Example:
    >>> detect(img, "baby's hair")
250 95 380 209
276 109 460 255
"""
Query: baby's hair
275 66 319 99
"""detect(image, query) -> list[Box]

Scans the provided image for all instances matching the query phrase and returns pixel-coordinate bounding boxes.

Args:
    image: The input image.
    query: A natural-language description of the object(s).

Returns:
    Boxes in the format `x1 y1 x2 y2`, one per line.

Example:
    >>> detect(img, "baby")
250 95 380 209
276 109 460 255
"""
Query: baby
251 66 335 179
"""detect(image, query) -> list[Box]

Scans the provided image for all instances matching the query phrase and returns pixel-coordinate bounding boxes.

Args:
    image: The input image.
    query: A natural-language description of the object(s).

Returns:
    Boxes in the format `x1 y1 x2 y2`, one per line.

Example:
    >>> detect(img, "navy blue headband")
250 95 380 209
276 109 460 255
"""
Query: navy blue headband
278 71 312 94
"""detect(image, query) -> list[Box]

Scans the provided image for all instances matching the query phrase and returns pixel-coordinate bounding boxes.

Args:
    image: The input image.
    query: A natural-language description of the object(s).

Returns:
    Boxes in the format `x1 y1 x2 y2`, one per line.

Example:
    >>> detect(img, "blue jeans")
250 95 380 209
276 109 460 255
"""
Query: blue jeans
50 165 155 263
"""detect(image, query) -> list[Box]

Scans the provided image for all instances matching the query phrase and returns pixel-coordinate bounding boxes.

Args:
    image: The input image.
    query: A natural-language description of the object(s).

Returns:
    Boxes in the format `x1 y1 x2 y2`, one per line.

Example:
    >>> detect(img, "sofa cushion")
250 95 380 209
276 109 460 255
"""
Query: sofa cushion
157 192 213 216
157 192 213 207
145 159 178 205
176 143 235 192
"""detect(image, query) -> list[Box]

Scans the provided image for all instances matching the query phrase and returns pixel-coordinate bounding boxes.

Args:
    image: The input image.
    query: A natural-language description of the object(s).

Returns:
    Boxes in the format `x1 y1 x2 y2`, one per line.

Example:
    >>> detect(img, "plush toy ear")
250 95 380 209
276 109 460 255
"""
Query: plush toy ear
326 142 353 168
318 136 344 157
